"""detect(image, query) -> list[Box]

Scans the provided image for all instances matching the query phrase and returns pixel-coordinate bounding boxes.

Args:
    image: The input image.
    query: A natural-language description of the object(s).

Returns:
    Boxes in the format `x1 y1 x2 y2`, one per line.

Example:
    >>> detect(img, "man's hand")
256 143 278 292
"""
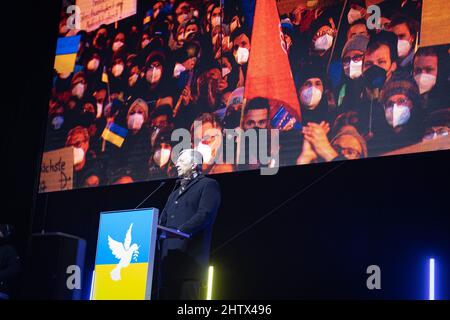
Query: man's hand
302 122 338 162
181 85 192 106
297 139 318 165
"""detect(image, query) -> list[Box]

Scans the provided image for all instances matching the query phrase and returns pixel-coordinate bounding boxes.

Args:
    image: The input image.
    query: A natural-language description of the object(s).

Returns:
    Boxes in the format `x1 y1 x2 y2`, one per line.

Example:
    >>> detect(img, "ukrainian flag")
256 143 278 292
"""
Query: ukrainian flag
101 123 128 147
93 209 158 300
54 35 80 74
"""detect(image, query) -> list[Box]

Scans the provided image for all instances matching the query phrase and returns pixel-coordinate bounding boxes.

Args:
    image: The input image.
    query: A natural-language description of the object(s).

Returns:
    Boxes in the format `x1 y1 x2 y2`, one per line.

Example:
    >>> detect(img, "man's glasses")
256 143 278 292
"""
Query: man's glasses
334 145 362 159
342 54 364 66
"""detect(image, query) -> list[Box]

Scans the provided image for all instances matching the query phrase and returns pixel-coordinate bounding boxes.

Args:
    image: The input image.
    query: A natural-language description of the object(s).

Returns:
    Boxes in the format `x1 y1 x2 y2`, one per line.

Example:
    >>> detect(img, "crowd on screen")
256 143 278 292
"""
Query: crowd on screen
46 0 450 188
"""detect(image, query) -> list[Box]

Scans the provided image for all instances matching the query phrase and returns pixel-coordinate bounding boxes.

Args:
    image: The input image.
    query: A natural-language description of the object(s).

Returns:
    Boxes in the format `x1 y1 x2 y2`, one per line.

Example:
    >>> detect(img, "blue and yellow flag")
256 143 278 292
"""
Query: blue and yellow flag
101 123 128 147
93 208 158 300
54 35 80 74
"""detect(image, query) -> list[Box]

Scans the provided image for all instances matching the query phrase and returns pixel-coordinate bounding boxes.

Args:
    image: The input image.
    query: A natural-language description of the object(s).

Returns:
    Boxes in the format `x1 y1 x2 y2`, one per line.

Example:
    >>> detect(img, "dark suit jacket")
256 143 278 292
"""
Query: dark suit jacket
159 174 221 282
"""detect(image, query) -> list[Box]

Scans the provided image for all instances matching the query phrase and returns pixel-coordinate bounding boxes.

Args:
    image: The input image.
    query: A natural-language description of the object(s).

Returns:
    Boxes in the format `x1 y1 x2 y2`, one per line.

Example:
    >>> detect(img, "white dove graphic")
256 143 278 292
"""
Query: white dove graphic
108 223 140 281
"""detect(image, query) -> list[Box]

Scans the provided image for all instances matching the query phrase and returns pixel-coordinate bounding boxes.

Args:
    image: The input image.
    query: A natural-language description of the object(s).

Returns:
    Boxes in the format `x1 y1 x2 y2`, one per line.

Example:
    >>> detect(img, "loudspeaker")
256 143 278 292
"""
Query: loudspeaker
22 232 86 300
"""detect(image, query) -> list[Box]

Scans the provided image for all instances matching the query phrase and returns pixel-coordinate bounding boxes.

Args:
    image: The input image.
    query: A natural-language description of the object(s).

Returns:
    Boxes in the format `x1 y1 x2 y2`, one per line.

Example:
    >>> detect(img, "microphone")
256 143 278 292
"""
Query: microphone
134 181 167 209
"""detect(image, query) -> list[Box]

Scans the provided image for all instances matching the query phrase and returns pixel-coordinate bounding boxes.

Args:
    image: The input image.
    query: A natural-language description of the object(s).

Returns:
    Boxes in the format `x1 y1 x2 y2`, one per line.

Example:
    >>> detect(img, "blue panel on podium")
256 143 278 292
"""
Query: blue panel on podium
92 208 158 300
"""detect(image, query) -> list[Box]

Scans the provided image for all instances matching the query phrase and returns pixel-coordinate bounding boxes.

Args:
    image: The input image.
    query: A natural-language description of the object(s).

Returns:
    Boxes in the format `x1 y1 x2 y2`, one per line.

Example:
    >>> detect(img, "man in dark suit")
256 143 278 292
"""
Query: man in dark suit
158 149 221 300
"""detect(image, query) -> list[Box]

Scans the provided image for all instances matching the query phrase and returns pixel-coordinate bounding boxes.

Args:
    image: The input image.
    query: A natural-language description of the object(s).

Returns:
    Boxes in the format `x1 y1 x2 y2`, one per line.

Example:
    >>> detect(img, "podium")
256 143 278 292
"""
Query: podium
91 208 189 300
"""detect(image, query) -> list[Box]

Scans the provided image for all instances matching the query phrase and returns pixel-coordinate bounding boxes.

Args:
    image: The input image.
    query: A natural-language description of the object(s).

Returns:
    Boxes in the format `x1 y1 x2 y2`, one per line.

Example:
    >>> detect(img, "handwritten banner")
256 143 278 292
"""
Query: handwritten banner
39 147 74 193
76 0 137 32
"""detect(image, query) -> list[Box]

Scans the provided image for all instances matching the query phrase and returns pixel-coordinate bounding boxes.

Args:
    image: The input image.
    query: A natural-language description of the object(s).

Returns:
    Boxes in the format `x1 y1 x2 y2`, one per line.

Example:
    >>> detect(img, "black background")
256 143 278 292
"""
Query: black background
3 0 450 300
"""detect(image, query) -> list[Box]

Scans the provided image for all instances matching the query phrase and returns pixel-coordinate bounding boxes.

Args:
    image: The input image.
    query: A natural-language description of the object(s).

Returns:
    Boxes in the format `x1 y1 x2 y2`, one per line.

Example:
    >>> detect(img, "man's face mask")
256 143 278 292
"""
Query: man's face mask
146 67 162 84
300 86 322 110
414 73 437 94
212 16 221 28
363 65 387 90
195 142 213 164
347 8 363 25
128 113 144 130
345 60 363 79
87 58 100 71
222 67 231 77
112 41 124 52
235 47 249 65
314 34 333 51
385 104 411 128
112 63 124 77
154 146 172 167
397 39 412 58
72 83 85 98
73 147 85 165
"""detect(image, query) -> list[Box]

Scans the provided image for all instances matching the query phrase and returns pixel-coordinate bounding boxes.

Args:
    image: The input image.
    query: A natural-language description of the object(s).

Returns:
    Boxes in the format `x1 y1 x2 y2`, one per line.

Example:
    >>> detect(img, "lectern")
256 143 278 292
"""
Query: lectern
91 208 189 300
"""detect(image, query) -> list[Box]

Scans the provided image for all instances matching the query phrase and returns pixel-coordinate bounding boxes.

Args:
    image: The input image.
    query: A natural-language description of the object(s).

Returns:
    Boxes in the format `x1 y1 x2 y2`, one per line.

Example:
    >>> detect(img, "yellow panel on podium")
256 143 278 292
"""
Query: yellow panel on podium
92 208 158 300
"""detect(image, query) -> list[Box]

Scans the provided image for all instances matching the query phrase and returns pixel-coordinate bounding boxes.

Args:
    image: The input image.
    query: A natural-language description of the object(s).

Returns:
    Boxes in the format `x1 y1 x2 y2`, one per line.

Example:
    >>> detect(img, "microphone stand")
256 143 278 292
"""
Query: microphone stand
134 181 167 209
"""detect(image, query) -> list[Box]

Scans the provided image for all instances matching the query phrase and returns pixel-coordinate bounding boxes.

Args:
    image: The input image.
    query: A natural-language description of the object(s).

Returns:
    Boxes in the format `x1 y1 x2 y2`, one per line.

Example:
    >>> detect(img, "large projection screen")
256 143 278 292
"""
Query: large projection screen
39 0 450 192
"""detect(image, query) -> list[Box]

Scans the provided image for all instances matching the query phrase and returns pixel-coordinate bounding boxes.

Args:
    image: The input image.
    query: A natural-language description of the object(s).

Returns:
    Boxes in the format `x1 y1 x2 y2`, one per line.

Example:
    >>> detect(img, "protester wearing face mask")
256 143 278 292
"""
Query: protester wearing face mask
70 72 87 101
108 54 127 97
126 98 149 134
309 16 336 59
124 55 141 99
363 31 399 82
84 51 104 90
209 3 224 32
231 27 251 87
191 113 233 174
297 64 333 125
389 14 418 75
107 98 151 182
148 128 177 178
369 78 424 155
65 126 102 188
136 51 167 102
413 47 450 113
45 98 68 151
111 32 126 54
337 34 369 110
346 3 366 27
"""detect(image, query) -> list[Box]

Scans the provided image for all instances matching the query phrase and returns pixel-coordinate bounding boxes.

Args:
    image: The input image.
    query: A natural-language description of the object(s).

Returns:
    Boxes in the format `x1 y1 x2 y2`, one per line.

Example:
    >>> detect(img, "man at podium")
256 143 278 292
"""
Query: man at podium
158 149 221 299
